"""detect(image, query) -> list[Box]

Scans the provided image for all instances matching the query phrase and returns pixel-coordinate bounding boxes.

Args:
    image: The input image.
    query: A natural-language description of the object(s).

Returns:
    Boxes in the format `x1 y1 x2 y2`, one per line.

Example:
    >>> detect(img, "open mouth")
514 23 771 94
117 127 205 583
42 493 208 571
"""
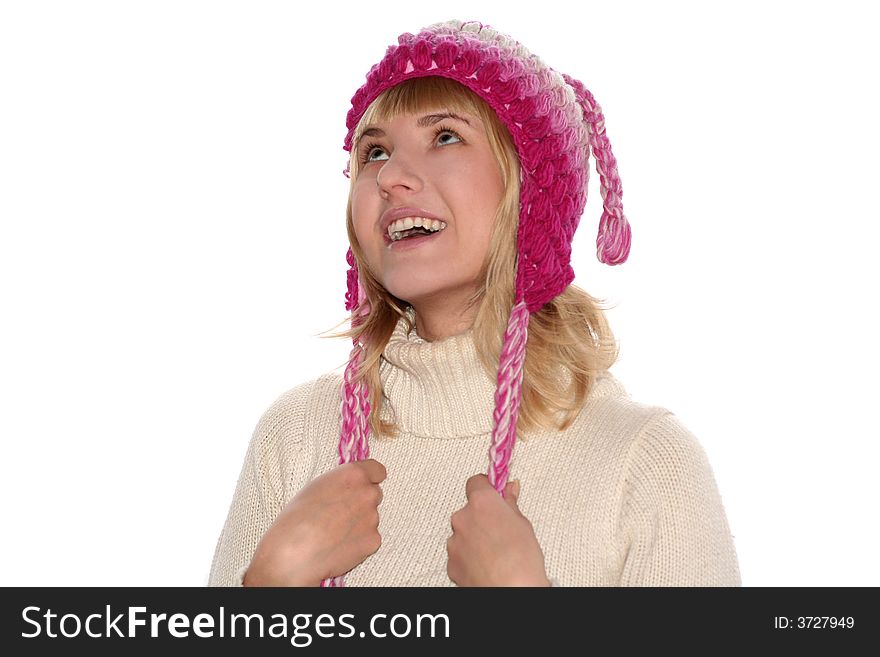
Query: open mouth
386 226 444 250
391 225 436 240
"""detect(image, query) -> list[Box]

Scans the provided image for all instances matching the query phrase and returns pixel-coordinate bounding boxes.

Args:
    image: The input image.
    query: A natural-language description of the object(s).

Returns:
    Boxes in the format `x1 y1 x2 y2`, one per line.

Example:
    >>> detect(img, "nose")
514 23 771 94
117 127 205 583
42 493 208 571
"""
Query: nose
375 150 423 198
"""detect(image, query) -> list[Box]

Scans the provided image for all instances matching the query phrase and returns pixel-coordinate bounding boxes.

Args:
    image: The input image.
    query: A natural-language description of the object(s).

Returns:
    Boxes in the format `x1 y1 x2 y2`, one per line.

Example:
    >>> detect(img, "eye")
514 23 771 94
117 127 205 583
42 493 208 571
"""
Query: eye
357 125 464 165
359 141 387 164
433 126 463 146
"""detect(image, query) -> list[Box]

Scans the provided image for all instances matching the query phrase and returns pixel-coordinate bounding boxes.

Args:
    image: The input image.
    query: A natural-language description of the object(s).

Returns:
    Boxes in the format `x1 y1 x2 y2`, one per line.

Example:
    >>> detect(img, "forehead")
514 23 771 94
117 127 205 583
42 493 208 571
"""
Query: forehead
351 76 490 146
357 110 478 142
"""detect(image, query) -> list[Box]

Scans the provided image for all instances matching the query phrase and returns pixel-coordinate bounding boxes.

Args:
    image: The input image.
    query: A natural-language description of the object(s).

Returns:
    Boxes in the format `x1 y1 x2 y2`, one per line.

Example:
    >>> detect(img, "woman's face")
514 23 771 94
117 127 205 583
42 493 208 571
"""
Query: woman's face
351 108 504 318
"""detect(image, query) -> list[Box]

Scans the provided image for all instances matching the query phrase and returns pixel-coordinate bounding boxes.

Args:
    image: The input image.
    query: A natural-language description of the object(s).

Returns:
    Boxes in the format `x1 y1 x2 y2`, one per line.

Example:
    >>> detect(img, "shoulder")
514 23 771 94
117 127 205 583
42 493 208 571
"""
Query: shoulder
247 373 342 475
515 371 674 480
577 371 673 447
569 371 714 485
247 372 345 501
588 373 708 471
255 372 344 443
624 410 718 498
604 392 727 531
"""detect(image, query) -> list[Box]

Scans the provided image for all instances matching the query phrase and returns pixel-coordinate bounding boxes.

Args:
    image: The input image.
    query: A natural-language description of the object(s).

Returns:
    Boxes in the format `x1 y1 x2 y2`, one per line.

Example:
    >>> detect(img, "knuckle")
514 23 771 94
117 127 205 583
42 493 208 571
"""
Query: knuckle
363 458 386 481
374 460 387 480
359 490 381 514
450 511 461 531
346 467 370 491
352 462 370 482
338 462 359 485
472 489 493 507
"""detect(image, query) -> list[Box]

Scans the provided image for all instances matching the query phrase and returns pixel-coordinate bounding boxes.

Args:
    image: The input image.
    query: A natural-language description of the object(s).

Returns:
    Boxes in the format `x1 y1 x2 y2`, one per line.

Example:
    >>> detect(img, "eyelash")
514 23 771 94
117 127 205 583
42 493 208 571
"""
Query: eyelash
357 125 463 165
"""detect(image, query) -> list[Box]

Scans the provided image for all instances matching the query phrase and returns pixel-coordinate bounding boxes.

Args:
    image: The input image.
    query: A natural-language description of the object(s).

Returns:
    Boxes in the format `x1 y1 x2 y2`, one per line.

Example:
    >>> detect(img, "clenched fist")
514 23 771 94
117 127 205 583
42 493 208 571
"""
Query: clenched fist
446 476 550 587
244 458 387 586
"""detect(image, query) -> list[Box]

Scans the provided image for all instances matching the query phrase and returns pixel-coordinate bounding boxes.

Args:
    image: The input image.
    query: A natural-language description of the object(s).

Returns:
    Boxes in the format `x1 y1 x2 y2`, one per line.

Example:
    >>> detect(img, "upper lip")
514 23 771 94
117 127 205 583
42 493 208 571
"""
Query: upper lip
380 206 446 240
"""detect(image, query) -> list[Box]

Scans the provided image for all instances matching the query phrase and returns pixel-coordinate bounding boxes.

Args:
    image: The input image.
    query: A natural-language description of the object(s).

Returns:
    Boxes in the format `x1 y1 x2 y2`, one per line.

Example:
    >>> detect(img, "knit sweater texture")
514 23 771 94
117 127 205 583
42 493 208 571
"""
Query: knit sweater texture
208 310 741 587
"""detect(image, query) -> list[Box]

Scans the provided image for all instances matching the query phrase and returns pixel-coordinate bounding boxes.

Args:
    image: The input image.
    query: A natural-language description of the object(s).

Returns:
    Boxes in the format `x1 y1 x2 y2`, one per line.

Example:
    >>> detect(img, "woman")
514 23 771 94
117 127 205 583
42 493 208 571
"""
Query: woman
208 19 741 587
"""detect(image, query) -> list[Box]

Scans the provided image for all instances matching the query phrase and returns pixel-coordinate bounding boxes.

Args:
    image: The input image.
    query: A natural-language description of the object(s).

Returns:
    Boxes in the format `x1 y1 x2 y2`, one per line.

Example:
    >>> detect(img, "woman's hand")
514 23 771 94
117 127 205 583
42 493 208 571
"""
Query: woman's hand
243 458 387 587
446 475 551 587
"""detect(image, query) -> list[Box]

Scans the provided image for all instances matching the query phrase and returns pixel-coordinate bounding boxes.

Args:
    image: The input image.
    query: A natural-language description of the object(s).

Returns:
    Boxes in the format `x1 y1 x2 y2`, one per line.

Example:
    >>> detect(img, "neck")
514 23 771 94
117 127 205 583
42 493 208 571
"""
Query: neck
410 295 480 342
378 306 497 438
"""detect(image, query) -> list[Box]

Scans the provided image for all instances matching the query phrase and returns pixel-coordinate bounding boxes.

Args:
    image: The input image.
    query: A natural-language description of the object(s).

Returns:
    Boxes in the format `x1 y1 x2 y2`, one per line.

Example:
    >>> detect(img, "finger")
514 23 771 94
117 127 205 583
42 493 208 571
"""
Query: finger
464 473 490 500
373 483 384 506
360 458 387 484
450 509 462 533
504 479 521 506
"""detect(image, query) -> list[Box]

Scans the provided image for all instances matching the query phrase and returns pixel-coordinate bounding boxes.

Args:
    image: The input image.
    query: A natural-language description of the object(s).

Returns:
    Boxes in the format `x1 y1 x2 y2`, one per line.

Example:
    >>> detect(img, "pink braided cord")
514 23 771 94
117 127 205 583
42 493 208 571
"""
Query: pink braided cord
487 300 530 494
561 74 631 265
322 273 372 588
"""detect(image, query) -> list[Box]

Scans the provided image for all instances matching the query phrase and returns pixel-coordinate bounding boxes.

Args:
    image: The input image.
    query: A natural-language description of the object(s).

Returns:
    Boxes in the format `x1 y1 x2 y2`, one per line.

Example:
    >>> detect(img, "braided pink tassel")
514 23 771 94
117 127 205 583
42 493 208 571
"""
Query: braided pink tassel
593 131 631 264
322 274 373 588
487 300 530 495
562 74 632 266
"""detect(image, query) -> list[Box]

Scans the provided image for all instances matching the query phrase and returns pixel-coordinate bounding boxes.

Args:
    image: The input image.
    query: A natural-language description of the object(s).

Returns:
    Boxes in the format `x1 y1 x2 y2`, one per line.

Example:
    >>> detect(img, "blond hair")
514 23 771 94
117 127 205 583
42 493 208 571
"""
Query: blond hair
321 76 619 440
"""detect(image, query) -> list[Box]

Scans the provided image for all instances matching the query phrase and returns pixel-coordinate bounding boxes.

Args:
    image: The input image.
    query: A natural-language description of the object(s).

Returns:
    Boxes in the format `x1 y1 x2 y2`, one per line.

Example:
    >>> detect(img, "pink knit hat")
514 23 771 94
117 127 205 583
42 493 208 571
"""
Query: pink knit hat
328 19 631 586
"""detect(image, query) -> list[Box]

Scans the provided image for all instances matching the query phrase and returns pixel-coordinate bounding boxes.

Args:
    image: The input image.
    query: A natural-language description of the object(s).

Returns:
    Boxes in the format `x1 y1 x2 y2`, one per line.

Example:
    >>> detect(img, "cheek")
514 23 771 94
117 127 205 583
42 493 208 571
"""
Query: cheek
483 161 505 204
350 185 374 243
473 166 505 229
465 156 504 206
350 218 364 247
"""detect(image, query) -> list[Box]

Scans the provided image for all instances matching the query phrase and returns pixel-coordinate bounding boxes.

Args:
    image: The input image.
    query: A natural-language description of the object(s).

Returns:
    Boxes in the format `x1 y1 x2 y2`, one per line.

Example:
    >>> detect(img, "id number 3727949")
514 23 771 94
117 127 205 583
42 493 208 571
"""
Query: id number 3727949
773 616 855 629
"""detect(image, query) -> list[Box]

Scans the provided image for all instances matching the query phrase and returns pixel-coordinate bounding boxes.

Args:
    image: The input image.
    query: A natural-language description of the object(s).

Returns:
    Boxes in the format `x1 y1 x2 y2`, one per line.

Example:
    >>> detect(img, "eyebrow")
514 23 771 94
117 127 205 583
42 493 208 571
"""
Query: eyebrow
356 112 472 143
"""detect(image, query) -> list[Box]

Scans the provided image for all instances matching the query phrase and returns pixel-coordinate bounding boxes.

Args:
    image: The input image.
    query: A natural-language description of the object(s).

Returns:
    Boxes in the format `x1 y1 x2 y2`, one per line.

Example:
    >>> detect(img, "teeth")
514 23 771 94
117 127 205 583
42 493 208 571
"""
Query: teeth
387 217 447 241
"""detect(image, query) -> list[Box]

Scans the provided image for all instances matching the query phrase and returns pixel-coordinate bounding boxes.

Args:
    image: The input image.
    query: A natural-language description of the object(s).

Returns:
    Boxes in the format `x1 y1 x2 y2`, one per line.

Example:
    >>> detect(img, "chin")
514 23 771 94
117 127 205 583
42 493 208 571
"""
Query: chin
383 280 445 305
383 287 430 305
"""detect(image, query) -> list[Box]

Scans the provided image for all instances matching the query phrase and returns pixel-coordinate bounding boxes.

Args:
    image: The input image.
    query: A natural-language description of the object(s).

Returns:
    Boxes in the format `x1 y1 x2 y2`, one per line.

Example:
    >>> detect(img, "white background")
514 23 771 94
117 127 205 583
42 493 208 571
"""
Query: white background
1 0 877 586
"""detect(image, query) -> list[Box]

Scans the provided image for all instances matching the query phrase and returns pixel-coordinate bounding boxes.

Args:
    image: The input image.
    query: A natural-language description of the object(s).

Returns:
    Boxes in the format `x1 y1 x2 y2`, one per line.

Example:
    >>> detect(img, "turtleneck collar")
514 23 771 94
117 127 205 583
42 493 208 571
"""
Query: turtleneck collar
378 306 498 438
376 306 627 439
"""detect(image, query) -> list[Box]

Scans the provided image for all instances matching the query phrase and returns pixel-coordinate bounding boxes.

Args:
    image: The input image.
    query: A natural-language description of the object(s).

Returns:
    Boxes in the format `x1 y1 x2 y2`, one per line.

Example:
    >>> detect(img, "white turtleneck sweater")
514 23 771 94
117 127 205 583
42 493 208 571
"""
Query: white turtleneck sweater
208 310 741 586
